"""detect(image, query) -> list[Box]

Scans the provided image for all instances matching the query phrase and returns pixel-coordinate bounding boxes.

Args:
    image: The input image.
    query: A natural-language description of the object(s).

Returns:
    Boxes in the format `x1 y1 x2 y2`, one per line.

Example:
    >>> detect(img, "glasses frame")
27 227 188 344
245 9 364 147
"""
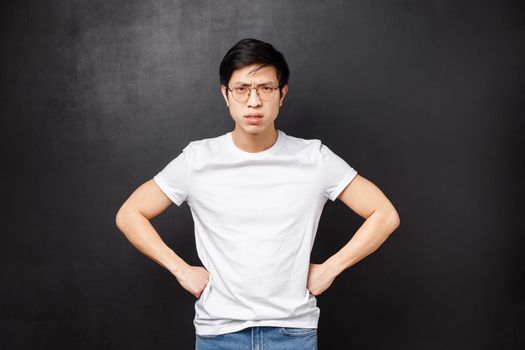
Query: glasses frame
226 84 280 103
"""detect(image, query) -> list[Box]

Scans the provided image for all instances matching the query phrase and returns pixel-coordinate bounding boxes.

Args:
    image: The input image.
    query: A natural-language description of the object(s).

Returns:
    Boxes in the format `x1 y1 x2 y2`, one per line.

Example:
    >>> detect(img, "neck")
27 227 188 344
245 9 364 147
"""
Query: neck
231 125 278 153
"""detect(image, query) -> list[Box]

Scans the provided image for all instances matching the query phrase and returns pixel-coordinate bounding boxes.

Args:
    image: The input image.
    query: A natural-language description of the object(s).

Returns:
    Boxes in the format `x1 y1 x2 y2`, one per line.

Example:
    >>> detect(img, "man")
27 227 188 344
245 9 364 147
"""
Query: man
115 38 400 349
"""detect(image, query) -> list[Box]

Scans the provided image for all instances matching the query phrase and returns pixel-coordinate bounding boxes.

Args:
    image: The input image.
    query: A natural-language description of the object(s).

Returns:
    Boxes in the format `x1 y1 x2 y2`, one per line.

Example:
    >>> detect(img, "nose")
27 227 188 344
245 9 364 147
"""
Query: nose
246 88 262 107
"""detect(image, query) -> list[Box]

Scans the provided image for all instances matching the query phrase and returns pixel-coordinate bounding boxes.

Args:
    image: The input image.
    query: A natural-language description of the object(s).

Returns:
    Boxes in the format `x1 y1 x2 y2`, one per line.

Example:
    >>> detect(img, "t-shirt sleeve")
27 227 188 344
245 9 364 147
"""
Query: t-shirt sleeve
153 143 192 206
320 143 358 201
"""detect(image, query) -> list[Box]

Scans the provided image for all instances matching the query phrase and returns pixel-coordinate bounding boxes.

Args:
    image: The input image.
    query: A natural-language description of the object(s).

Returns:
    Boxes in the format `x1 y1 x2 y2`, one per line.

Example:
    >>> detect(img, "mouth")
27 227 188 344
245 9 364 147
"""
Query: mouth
244 113 264 124
244 113 263 118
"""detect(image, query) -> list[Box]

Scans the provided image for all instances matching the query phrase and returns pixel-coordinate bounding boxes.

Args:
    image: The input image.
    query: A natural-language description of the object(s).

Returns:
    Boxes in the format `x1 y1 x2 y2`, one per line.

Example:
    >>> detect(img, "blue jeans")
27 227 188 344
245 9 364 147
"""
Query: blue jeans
195 326 317 350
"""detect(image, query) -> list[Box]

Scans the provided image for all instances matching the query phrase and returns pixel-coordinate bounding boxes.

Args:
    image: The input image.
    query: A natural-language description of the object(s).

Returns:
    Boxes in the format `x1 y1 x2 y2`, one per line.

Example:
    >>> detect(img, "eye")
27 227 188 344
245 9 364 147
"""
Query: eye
234 87 248 93
260 86 274 93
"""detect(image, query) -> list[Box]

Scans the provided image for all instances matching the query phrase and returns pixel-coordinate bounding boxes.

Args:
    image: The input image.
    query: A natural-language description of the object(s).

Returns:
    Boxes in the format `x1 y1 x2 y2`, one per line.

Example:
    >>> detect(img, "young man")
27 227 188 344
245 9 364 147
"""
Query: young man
116 38 400 349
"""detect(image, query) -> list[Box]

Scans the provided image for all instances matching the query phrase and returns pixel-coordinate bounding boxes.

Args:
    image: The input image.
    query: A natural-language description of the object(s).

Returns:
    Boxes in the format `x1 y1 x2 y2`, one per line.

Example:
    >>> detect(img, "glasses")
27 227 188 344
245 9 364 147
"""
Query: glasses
227 84 280 103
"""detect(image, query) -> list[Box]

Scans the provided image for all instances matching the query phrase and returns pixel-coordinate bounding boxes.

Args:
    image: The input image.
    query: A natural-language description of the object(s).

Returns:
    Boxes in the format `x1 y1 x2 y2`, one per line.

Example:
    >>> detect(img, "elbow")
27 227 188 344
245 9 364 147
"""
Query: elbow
387 210 400 233
115 205 132 231
115 205 146 232
377 207 400 234
115 207 125 231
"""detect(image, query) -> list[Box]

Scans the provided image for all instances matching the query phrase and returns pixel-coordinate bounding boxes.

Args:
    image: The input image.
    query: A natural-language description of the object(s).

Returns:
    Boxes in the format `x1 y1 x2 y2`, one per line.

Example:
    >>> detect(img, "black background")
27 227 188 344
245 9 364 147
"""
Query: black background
2 1 524 349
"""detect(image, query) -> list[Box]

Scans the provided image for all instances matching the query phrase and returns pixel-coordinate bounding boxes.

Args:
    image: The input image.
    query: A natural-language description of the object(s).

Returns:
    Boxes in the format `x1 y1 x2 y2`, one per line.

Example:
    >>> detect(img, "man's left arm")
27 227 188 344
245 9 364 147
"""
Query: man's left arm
307 174 400 296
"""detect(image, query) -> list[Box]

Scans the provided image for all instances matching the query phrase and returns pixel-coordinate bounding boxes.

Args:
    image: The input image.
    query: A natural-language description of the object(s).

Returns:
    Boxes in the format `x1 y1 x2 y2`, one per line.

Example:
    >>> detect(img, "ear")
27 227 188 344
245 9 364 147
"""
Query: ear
279 84 289 107
220 85 229 107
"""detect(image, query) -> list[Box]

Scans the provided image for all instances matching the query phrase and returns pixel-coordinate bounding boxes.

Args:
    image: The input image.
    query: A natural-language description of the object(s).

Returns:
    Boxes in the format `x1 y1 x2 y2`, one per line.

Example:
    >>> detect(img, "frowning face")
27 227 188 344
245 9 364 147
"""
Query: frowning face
221 64 288 136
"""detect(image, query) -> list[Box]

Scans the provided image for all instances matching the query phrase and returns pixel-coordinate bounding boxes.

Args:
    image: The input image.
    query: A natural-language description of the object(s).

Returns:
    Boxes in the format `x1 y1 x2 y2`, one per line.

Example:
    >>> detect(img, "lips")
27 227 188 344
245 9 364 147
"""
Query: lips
244 113 263 124
244 113 263 118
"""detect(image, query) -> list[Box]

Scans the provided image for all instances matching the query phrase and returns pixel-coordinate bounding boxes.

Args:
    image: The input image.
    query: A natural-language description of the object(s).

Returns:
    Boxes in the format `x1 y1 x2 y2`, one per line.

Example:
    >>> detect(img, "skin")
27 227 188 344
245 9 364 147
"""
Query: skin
220 63 289 153
115 63 400 299
306 176 400 295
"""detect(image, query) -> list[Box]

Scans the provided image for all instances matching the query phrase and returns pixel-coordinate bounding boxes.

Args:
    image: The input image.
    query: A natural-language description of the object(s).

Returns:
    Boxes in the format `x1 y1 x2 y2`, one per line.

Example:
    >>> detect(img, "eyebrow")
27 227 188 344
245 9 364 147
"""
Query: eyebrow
233 81 277 86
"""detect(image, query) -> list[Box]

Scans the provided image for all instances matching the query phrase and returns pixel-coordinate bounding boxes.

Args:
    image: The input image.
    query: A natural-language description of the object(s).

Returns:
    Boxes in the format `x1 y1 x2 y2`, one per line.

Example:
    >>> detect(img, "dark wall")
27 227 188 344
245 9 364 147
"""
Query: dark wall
2 1 524 349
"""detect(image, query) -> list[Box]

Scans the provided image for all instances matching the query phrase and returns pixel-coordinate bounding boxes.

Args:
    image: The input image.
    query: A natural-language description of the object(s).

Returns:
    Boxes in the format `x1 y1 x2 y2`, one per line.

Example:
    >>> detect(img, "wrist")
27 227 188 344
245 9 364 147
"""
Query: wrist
323 257 344 279
168 259 190 278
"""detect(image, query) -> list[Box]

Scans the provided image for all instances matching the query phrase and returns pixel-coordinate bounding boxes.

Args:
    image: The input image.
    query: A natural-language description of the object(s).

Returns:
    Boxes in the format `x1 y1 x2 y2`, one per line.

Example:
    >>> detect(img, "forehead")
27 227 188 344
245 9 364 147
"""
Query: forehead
229 64 278 85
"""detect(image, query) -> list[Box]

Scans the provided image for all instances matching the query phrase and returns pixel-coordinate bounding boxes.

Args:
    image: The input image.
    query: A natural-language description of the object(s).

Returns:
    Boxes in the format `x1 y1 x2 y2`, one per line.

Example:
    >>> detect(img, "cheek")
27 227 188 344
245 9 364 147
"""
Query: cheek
268 103 280 117
230 104 243 118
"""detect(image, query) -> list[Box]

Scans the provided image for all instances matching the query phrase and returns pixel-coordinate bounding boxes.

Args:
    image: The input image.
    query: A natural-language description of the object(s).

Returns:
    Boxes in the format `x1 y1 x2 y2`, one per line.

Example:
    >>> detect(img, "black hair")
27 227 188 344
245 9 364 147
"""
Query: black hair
219 38 290 96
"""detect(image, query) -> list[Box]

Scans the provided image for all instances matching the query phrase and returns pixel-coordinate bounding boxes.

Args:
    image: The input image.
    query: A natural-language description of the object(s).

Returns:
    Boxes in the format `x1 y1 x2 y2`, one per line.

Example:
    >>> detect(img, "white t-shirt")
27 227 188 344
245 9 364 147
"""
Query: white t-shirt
153 129 358 336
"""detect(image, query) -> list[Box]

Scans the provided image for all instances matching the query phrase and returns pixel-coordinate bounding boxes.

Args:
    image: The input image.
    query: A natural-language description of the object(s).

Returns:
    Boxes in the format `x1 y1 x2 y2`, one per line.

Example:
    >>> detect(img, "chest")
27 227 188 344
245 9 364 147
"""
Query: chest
190 161 324 225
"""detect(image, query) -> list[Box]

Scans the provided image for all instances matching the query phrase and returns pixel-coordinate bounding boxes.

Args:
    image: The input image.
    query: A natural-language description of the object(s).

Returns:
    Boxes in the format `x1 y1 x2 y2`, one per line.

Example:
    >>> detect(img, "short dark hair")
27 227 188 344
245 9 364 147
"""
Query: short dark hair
219 38 290 96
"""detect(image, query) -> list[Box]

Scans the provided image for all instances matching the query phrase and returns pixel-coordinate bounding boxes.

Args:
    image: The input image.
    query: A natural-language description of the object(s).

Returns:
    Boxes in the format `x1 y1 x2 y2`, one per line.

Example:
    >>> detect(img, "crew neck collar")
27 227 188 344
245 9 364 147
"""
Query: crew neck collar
226 129 284 159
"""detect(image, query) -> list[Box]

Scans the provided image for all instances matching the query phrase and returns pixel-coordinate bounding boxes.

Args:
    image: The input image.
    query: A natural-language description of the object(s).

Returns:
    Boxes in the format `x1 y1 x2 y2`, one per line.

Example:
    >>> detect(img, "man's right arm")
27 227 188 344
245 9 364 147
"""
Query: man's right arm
115 179 209 298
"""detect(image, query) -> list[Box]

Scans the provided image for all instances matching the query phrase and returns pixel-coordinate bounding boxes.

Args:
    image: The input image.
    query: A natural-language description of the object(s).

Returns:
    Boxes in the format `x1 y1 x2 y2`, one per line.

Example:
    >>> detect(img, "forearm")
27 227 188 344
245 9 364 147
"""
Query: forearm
324 210 399 277
115 208 189 277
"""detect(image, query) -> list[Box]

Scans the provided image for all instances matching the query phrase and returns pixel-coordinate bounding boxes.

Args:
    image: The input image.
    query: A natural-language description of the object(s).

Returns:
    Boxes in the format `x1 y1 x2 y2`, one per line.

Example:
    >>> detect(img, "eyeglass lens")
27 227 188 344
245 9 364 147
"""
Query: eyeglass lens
231 85 277 102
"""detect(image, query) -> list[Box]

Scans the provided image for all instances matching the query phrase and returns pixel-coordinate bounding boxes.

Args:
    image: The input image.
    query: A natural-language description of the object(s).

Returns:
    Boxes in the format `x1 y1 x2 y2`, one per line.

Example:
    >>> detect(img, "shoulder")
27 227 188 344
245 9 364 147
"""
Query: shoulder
279 131 324 156
284 132 340 156
280 132 348 168
280 131 322 150
184 133 226 157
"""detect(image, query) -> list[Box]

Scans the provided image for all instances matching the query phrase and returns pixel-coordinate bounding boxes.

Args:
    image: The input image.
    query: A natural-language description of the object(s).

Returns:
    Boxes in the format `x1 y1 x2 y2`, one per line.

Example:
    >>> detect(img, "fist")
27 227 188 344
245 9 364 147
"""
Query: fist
175 265 211 298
